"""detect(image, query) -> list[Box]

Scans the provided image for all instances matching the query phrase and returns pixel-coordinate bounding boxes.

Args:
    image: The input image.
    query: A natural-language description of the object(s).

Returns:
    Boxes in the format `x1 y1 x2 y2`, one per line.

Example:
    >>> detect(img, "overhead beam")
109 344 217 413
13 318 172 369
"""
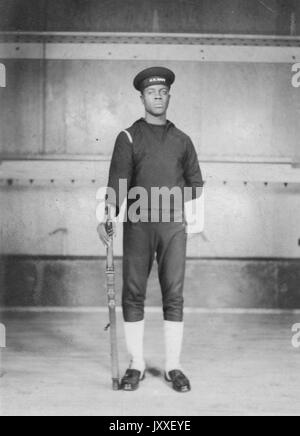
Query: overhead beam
0 32 300 62
1 160 300 183
0 154 294 164
1 31 300 43
0 43 299 63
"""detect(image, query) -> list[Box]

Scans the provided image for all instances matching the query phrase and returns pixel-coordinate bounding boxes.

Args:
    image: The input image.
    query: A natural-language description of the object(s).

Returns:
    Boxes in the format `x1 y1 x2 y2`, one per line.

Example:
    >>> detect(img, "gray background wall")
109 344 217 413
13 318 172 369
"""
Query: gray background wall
0 0 300 307
0 0 300 35
1 60 300 159
0 61 300 259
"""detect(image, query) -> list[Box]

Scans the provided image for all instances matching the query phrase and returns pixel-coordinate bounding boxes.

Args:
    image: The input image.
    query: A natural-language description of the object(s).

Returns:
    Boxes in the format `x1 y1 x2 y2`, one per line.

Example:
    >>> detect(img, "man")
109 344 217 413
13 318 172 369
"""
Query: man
97 66 204 392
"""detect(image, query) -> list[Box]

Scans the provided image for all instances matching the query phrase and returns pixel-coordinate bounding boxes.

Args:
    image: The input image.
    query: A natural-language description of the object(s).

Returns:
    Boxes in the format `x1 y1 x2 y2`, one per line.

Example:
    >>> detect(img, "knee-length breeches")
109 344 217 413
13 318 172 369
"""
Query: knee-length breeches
122 221 187 322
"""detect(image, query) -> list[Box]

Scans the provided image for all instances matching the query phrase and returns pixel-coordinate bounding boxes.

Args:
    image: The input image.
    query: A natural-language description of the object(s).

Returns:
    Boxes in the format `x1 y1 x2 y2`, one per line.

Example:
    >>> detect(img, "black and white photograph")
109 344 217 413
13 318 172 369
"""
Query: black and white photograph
0 0 300 419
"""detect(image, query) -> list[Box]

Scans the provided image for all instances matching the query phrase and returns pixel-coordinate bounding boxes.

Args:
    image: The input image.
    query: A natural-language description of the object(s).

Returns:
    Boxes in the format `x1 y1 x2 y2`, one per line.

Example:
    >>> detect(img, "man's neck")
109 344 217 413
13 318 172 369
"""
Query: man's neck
145 112 167 125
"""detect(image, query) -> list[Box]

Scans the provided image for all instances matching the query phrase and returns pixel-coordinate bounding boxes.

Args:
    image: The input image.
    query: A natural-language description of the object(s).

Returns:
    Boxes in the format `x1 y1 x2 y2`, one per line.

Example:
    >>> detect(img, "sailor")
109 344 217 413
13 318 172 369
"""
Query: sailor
97 66 204 392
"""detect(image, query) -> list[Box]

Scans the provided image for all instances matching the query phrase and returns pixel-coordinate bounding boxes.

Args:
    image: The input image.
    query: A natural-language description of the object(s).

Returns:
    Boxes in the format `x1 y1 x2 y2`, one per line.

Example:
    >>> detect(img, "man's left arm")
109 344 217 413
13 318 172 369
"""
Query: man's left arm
183 136 204 202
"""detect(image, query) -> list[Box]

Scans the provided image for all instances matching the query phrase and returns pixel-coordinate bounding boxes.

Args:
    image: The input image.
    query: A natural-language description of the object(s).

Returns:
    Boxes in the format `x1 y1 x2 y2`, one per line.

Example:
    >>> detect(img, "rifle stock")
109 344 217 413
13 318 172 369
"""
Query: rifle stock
106 216 120 391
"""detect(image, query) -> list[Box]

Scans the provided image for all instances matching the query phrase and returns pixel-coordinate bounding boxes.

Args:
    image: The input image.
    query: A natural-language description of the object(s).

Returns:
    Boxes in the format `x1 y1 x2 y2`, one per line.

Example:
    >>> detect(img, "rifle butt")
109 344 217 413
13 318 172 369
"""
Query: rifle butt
109 305 120 389
106 233 120 390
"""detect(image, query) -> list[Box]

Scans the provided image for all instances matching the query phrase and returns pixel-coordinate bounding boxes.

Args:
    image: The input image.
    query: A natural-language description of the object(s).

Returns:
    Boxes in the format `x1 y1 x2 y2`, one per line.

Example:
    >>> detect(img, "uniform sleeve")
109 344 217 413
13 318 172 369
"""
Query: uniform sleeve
183 137 204 202
106 132 133 217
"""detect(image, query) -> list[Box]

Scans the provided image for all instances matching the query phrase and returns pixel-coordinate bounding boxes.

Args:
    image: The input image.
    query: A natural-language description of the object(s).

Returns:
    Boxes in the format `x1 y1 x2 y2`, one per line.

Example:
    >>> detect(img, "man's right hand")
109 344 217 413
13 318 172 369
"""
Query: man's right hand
97 222 116 247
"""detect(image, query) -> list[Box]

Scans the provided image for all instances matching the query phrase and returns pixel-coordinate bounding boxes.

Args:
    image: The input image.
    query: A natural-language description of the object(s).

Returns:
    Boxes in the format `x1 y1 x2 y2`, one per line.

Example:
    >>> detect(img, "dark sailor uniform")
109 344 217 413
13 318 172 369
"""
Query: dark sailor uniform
107 118 204 322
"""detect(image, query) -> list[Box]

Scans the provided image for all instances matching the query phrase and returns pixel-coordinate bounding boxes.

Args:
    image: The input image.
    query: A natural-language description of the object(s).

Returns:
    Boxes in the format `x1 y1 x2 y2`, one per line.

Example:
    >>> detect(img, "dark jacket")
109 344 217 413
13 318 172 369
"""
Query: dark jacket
107 118 204 219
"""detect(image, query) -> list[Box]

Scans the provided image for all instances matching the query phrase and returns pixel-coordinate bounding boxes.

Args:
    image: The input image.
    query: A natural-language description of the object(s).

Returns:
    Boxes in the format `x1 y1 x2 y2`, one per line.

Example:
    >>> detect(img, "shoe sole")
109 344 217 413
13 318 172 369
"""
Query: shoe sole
122 383 139 391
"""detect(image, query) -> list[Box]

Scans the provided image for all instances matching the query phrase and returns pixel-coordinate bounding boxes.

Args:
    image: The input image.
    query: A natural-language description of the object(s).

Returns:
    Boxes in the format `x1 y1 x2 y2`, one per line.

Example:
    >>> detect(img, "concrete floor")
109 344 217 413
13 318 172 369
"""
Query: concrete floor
0 310 300 416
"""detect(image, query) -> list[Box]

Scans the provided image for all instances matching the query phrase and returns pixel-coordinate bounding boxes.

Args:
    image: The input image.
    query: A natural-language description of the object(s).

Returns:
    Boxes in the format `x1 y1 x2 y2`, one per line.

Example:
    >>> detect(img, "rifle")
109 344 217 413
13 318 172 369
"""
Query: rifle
105 212 120 391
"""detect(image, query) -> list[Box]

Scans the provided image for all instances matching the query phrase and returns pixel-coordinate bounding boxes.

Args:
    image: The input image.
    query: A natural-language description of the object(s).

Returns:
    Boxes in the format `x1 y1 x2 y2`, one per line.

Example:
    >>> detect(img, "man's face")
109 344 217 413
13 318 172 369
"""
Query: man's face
141 85 171 117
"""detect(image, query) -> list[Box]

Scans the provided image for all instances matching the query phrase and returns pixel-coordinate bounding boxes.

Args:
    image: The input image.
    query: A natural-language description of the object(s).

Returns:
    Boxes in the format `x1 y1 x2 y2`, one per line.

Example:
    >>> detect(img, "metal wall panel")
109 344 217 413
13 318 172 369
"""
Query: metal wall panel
0 0 299 35
0 60 44 155
0 59 299 159
1 257 300 308
0 182 300 258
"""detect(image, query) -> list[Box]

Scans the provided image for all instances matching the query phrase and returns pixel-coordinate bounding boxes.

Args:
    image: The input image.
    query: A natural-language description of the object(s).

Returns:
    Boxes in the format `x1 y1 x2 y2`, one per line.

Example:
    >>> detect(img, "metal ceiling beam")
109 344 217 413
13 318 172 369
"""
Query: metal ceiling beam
0 42 299 63
1 32 300 42
1 32 299 62
0 160 300 183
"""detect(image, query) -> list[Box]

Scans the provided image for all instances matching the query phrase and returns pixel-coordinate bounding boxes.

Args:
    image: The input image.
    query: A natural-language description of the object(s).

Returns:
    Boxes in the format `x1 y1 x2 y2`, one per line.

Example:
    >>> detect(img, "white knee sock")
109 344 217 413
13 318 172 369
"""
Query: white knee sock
124 320 146 374
164 321 184 374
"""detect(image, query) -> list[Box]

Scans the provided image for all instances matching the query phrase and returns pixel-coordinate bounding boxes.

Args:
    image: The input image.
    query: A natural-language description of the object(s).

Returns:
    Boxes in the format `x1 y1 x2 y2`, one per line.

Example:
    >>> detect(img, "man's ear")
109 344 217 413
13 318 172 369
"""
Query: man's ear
140 93 145 105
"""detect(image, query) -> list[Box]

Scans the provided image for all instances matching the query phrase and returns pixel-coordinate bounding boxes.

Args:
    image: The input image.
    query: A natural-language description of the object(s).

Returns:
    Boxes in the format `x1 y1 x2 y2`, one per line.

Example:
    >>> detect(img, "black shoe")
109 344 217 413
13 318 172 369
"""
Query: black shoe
121 369 145 391
165 370 191 393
